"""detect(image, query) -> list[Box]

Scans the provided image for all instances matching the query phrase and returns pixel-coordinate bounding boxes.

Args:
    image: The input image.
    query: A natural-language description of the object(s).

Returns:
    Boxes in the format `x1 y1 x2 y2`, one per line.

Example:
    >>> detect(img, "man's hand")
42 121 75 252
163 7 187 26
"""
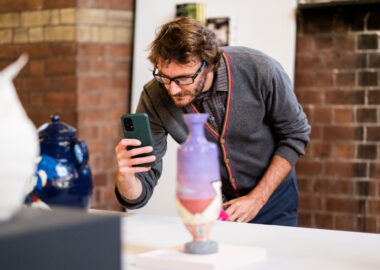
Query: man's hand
223 155 292 223
115 139 156 200
223 194 266 223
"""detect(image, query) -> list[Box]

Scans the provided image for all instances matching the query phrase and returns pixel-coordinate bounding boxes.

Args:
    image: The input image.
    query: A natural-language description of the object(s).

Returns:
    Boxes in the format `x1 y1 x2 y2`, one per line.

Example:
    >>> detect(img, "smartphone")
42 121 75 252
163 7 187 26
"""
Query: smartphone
121 113 155 167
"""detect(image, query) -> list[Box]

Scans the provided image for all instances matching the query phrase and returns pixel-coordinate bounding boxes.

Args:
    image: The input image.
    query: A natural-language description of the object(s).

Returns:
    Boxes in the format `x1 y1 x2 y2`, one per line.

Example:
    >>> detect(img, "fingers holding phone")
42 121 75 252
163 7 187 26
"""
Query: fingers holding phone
115 138 156 175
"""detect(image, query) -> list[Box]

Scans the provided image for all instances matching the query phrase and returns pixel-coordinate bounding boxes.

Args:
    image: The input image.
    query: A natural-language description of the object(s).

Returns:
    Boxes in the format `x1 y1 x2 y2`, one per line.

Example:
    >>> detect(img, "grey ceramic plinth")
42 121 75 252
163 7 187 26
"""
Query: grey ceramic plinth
185 240 218 254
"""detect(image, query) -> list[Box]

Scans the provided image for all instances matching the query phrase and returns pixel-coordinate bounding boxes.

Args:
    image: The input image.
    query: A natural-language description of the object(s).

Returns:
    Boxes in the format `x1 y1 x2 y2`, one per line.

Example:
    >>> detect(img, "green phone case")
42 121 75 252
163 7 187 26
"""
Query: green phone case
121 113 155 167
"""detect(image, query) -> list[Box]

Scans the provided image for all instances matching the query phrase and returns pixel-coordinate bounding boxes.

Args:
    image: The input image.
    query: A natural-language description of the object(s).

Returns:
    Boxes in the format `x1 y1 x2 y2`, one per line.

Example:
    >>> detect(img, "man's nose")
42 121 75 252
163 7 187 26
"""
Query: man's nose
167 81 181 96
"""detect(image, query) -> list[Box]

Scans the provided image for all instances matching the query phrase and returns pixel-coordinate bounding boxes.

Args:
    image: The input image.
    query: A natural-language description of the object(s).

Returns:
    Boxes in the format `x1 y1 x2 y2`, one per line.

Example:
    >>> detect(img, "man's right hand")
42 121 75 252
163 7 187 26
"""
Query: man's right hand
115 139 156 200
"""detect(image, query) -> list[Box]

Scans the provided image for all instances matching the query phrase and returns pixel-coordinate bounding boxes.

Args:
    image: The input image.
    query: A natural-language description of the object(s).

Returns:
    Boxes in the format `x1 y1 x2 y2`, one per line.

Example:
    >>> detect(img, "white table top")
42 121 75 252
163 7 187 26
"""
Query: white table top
122 213 380 270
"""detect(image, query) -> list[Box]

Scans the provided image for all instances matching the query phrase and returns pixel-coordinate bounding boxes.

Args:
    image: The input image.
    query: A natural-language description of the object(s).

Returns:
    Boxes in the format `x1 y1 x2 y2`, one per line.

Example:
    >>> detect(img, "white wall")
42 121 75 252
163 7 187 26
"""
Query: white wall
130 0 297 216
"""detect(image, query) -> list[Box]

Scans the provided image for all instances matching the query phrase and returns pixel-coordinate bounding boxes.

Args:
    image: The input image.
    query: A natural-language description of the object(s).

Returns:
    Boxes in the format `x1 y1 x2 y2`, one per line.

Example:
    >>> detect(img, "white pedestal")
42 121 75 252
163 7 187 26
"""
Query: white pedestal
135 243 267 270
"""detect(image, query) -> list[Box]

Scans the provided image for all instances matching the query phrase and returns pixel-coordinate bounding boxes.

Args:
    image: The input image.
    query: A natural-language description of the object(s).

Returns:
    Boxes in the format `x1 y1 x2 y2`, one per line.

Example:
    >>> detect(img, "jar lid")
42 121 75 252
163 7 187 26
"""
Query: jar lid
38 115 76 140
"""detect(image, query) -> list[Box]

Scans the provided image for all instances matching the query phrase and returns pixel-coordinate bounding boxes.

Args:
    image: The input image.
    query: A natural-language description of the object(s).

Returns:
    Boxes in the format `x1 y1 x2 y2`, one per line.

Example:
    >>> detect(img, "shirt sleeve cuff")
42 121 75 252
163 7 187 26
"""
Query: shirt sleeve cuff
114 183 147 210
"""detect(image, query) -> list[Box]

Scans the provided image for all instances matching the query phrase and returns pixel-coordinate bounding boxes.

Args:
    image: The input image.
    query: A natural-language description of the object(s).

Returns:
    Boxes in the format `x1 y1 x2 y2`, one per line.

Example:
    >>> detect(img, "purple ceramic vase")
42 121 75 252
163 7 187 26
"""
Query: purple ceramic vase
176 113 222 254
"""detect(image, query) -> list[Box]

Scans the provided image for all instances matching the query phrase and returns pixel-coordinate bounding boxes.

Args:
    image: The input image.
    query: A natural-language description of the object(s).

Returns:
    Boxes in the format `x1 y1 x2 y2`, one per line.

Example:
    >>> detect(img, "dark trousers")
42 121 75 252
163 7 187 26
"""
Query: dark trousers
249 176 298 226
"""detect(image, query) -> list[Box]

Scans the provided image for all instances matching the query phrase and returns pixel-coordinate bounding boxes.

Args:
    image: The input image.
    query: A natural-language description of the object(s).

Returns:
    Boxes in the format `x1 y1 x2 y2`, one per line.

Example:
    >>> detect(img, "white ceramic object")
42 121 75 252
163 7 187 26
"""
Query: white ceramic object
0 55 39 222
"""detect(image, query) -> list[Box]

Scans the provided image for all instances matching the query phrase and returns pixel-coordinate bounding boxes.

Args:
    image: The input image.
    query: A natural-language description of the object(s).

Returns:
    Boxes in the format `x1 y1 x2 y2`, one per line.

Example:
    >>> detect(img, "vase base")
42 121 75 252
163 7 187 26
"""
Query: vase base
185 240 218 254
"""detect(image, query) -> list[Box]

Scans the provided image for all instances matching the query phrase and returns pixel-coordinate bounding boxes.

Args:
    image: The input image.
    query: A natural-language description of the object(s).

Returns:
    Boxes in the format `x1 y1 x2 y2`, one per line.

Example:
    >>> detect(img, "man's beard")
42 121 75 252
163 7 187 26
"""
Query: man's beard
170 73 207 107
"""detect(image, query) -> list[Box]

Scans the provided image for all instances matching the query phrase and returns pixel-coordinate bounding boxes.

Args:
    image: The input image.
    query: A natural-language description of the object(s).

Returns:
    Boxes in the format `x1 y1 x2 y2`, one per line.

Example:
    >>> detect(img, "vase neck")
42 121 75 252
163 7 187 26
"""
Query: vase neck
184 113 208 141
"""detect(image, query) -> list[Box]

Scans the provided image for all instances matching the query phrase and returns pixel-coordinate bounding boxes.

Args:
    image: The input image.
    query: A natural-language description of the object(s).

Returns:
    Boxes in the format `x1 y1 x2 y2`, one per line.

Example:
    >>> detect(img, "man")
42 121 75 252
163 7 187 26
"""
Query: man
115 17 310 226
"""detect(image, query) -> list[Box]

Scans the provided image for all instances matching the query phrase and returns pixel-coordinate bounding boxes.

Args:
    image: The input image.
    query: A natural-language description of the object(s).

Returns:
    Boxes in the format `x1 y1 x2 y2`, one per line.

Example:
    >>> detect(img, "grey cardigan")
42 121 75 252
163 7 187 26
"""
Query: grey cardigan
116 46 310 209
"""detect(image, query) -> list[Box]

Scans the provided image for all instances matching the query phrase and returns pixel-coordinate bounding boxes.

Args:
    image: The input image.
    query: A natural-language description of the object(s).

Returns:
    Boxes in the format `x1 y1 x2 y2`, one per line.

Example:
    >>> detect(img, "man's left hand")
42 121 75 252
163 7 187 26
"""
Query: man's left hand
223 195 265 223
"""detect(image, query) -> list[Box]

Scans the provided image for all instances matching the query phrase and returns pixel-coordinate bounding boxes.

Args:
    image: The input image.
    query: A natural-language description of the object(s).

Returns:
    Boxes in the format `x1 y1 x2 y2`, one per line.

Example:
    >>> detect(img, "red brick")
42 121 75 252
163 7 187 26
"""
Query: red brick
314 107 332 124
296 160 323 175
310 125 321 139
78 92 99 107
323 126 363 141
98 91 123 106
325 90 364 105
112 0 134 10
322 52 366 70
78 43 105 57
295 89 323 105
334 108 354 123
22 77 51 91
78 109 107 123
50 44 77 58
334 36 355 51
314 72 333 87
22 43 55 59
368 90 380 105
295 55 323 71
299 195 323 211
101 123 120 139
91 60 113 73
335 72 355 86
315 37 333 52
357 144 377 160
357 216 378 233
326 197 364 213
29 61 45 75
56 110 77 126
0 60 12 71
107 108 128 120
28 110 54 127
77 0 93 8
18 93 29 106
95 0 113 9
28 0 44 10
313 142 331 158
0 45 20 60
298 212 313 227
103 187 118 201
315 213 333 229
51 75 77 91
44 0 76 9
29 92 44 107
332 143 355 159
358 71 378 86
326 162 366 177
108 44 131 58
78 125 100 140
369 53 380 68
297 177 313 193
367 127 380 141
368 200 380 215
113 61 129 74
87 140 107 154
335 215 356 231
370 163 380 178
314 179 353 195
294 72 314 87
92 173 107 186
0 0 28 12
77 60 91 74
296 36 314 52
45 92 76 108
46 60 76 75
111 76 129 90
110 203 123 212
78 76 107 91
303 106 314 122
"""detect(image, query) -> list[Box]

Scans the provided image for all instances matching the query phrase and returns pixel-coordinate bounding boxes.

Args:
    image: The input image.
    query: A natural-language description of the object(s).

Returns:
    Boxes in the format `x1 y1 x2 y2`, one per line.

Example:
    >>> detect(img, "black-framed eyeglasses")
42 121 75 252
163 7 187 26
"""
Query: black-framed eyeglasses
153 61 206 86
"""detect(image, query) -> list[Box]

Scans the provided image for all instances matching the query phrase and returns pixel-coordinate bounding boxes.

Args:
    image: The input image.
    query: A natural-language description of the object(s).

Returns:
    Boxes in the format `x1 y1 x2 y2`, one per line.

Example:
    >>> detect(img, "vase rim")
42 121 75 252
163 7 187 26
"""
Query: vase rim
183 113 209 122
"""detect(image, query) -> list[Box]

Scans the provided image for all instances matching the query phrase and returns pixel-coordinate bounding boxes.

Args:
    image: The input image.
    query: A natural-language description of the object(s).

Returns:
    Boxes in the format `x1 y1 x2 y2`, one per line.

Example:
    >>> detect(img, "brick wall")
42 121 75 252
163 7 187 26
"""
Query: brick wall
295 3 380 232
0 0 134 210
